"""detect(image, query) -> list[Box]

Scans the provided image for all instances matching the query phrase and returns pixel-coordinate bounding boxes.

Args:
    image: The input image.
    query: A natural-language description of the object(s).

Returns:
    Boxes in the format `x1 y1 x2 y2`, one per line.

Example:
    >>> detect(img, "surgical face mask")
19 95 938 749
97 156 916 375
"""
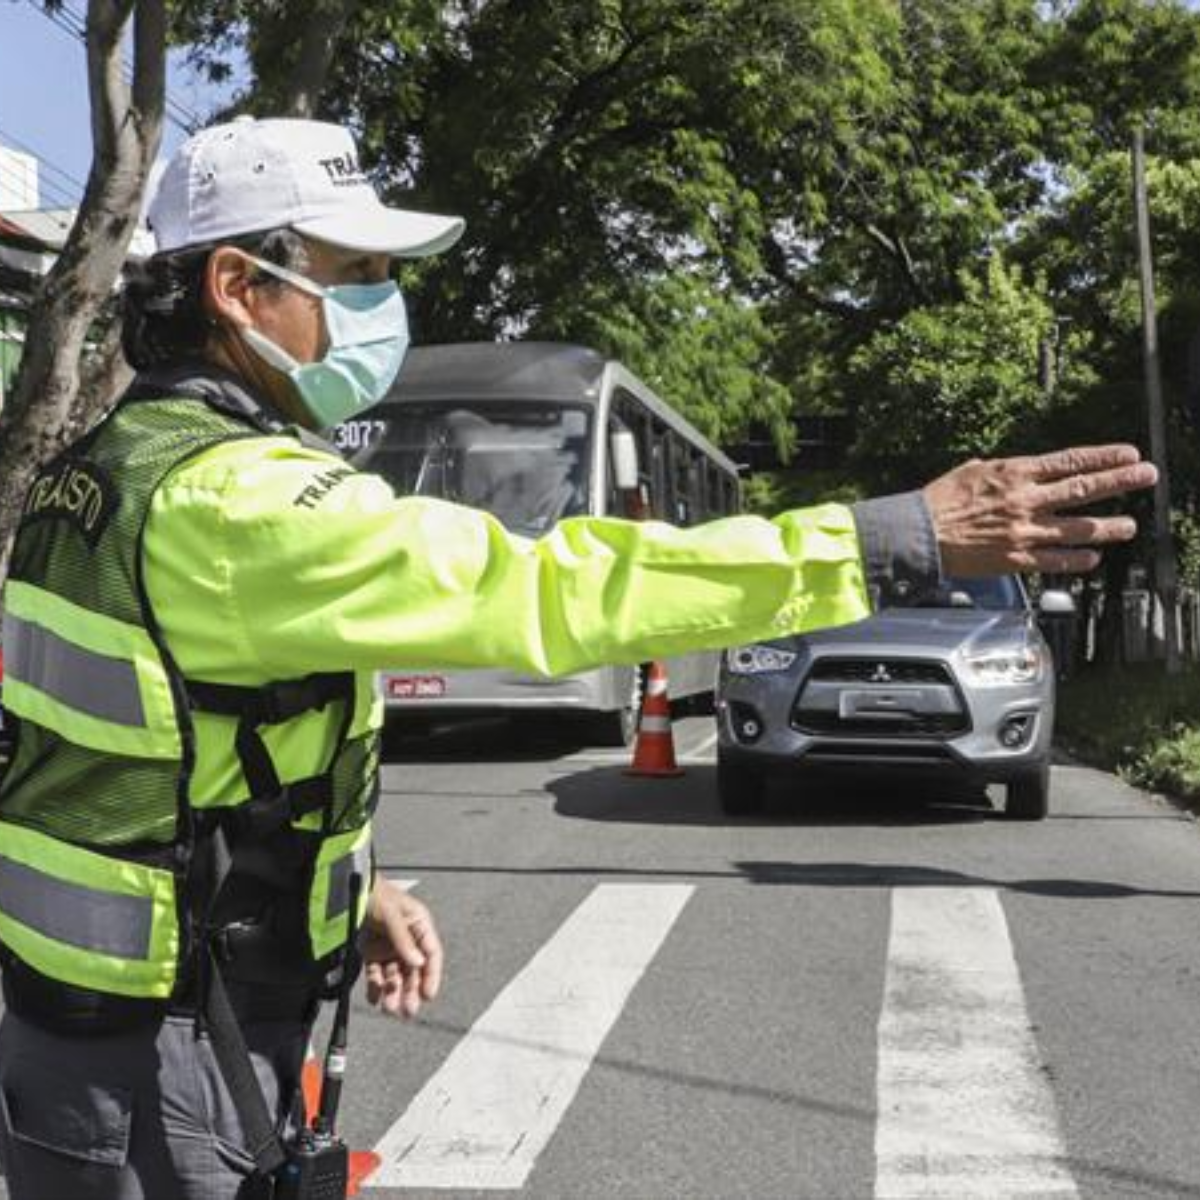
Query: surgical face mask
239 255 410 430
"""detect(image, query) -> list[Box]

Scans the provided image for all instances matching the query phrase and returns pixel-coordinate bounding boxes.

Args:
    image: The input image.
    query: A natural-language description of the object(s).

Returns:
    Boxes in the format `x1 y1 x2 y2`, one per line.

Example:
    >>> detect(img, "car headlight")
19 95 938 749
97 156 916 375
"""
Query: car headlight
725 645 797 675
963 645 1044 686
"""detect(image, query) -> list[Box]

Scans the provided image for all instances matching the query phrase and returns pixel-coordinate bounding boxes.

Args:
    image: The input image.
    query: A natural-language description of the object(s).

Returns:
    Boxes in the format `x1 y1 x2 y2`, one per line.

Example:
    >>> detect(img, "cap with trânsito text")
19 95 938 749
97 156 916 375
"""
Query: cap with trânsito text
147 116 464 258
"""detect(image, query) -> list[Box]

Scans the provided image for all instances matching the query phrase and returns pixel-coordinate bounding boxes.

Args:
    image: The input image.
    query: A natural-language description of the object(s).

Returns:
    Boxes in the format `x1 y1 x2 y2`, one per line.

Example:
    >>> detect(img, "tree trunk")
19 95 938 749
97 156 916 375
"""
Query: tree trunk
0 0 165 584
278 0 356 118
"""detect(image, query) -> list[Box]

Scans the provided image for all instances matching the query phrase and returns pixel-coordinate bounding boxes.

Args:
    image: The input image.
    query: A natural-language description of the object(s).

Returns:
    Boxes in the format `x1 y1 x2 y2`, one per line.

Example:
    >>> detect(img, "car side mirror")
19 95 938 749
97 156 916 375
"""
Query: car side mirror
1038 589 1076 617
610 429 640 491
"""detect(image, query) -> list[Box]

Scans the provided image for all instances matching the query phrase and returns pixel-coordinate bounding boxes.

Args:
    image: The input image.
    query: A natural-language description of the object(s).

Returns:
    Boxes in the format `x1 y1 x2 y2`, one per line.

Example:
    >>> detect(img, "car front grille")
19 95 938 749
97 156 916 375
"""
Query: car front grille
795 712 969 737
806 658 954 685
792 657 969 739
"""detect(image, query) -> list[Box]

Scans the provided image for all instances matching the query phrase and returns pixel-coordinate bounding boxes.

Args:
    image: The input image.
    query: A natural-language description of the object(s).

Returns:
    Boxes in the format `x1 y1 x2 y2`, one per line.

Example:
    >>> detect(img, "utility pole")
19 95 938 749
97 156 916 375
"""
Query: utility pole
1131 122 1181 673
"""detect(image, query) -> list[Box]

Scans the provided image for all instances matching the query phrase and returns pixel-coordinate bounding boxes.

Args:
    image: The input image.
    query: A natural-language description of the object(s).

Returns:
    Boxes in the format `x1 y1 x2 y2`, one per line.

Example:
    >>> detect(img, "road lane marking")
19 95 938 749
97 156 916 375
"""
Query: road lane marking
367 882 694 1190
875 887 1078 1198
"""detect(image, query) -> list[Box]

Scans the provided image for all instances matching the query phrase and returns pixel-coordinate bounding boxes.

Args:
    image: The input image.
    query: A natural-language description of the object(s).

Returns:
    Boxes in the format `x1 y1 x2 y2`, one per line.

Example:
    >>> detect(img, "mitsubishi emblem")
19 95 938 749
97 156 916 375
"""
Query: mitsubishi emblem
870 663 892 683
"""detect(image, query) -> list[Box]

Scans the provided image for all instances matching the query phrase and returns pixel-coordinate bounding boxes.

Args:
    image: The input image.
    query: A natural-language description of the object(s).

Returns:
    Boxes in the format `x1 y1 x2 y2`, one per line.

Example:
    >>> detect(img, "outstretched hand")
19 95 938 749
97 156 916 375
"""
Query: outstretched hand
922 444 1158 577
361 877 444 1019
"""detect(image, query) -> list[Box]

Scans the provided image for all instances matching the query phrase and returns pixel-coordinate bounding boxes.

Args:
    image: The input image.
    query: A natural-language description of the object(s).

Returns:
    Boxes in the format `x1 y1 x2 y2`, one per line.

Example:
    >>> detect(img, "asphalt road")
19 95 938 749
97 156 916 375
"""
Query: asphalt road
333 715 1200 1199
5 715 1200 1199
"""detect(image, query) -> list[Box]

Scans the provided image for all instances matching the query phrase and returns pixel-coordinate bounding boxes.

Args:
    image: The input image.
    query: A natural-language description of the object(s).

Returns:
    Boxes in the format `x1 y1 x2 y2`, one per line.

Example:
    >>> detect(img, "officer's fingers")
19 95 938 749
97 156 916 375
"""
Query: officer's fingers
1007 547 1103 574
378 904 427 972
1033 460 1157 511
365 961 385 1006
1025 515 1138 546
1019 443 1145 483
401 960 423 1018
379 959 406 1016
412 917 444 1001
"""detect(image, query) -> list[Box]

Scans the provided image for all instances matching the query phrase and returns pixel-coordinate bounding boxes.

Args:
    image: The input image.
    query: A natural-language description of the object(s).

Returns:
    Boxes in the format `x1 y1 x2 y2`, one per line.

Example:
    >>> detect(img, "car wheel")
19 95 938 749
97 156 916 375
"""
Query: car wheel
1004 766 1050 821
717 756 768 816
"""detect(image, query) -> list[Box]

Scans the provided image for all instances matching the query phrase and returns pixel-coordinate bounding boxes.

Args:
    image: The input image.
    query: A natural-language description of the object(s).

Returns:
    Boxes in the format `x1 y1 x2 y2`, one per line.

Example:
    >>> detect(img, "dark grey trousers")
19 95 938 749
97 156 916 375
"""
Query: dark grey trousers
0 1011 309 1200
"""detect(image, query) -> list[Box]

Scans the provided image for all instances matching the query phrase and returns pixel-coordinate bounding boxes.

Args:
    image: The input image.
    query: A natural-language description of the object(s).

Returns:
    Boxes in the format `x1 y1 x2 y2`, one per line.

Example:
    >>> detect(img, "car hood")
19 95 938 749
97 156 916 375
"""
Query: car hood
787 608 1032 657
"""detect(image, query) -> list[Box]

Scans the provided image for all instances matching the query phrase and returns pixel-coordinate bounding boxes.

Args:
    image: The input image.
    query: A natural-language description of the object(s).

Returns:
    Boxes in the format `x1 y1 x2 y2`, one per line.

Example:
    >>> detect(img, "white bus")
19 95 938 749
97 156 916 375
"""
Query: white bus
335 341 741 745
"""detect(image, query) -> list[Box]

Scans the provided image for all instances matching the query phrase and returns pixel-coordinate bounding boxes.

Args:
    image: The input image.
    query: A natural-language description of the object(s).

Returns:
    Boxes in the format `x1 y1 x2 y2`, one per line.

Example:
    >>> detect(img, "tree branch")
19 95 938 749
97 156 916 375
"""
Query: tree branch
864 221 927 302
279 0 356 118
759 234 863 320
0 0 166 579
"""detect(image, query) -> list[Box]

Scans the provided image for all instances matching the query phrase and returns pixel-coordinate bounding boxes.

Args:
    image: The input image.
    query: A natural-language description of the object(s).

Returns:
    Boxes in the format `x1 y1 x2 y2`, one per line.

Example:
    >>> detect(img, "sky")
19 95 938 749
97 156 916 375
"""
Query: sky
0 0 242 212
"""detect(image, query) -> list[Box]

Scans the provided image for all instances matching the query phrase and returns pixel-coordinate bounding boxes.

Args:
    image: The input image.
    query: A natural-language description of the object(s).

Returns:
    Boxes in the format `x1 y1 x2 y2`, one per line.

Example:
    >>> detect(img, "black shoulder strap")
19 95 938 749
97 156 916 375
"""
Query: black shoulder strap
122 364 289 435
197 824 288 1178
122 366 351 467
187 673 356 834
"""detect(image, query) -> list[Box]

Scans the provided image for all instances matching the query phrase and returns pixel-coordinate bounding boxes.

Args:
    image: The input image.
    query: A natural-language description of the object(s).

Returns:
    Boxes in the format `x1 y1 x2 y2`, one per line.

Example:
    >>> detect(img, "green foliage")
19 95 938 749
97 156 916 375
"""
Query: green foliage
1132 725 1200 800
741 467 866 516
541 270 795 454
1058 664 1200 802
1173 508 1200 591
848 257 1055 488
175 0 1200 560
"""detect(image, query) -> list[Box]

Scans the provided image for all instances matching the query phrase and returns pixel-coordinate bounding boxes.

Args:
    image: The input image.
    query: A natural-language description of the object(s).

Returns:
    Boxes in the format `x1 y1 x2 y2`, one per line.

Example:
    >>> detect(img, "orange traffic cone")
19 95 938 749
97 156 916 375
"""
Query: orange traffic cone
301 1044 382 1196
625 661 685 777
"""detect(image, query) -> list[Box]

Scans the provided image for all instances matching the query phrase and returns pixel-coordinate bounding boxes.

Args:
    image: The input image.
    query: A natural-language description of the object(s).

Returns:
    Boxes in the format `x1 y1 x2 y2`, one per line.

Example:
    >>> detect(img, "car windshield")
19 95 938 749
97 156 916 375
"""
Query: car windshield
887 575 1024 611
334 401 592 537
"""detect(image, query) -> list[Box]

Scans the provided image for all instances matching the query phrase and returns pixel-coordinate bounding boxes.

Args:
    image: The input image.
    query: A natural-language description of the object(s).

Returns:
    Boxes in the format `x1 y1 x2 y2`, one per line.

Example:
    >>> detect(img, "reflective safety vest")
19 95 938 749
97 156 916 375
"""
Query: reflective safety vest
0 385 376 1000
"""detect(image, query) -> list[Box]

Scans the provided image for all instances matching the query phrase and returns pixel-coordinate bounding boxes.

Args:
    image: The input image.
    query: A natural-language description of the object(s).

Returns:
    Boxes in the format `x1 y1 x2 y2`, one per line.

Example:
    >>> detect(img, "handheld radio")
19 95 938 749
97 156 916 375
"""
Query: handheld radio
274 872 363 1200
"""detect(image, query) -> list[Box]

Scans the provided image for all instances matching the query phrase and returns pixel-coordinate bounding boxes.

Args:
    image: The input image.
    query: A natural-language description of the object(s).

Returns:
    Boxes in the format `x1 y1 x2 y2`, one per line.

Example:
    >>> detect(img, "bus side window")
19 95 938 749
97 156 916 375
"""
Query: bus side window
650 425 669 521
724 473 740 515
667 435 686 525
687 451 705 526
670 436 701 526
610 392 653 519
704 462 721 518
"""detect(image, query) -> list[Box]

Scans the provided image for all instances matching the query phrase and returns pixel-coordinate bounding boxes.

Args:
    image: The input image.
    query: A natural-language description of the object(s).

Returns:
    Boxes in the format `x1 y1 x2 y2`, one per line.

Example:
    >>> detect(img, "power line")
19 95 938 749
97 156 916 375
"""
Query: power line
24 0 205 134
57 0 206 132
0 155 81 212
0 124 88 201
36 0 197 132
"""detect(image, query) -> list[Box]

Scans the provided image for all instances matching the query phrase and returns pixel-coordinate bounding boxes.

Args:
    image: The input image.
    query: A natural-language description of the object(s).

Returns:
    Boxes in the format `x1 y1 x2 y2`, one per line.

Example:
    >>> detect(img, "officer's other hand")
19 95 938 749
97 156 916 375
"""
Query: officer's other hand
922 444 1158 577
361 878 444 1019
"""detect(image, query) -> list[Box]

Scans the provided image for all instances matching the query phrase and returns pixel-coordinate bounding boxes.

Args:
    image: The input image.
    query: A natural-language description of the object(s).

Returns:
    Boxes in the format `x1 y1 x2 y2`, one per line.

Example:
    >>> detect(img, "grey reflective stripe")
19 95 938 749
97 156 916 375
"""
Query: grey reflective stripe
325 839 372 921
0 856 153 960
4 612 146 727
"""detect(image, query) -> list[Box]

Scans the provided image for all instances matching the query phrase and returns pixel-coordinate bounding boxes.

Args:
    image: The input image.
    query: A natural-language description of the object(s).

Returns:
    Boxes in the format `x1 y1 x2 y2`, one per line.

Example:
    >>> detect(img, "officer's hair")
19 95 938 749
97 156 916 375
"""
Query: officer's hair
120 228 311 370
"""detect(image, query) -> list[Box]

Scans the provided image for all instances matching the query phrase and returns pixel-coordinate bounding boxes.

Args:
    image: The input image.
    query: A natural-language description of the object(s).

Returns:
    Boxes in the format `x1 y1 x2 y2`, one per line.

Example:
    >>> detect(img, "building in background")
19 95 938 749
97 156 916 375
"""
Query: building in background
0 145 38 211
0 143 154 410
0 143 45 407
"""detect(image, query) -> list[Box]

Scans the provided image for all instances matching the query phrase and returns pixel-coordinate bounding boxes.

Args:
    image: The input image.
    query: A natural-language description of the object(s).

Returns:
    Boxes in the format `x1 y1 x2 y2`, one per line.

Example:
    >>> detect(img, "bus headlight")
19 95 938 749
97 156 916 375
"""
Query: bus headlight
725 645 797 675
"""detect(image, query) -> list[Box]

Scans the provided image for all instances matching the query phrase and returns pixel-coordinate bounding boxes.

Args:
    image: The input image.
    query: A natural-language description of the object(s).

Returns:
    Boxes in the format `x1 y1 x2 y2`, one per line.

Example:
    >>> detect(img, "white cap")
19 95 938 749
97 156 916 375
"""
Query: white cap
147 116 464 257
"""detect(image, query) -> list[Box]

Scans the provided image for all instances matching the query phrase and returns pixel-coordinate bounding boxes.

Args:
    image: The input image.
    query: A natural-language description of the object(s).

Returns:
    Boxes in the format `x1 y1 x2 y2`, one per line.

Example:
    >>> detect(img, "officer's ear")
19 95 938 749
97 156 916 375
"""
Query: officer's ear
202 247 261 329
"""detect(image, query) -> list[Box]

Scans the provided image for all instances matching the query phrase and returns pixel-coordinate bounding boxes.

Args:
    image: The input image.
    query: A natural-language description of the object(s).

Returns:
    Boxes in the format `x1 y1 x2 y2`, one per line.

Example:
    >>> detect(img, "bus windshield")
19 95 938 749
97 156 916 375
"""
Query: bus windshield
343 401 592 537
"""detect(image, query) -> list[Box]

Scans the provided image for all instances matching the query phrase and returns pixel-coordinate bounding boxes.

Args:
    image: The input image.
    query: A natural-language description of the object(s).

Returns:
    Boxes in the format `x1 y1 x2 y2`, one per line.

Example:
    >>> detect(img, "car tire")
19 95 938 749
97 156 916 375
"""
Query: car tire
717 756 768 816
1004 766 1050 821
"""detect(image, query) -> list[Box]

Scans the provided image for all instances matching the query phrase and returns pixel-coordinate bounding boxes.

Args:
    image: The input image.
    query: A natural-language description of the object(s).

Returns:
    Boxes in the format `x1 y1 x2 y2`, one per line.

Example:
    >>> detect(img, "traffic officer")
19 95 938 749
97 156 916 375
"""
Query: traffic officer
0 115 1155 1199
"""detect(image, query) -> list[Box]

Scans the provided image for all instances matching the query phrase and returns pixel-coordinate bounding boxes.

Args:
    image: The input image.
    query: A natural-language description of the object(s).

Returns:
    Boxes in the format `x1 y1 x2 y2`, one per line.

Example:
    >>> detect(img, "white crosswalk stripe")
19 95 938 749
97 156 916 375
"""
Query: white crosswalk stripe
874 887 1078 1197
366 883 694 1191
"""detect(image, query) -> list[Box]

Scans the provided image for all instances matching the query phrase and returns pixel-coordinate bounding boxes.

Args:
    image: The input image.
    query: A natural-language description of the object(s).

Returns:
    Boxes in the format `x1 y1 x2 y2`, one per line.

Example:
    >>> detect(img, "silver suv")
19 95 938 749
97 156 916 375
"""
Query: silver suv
715 577 1073 820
